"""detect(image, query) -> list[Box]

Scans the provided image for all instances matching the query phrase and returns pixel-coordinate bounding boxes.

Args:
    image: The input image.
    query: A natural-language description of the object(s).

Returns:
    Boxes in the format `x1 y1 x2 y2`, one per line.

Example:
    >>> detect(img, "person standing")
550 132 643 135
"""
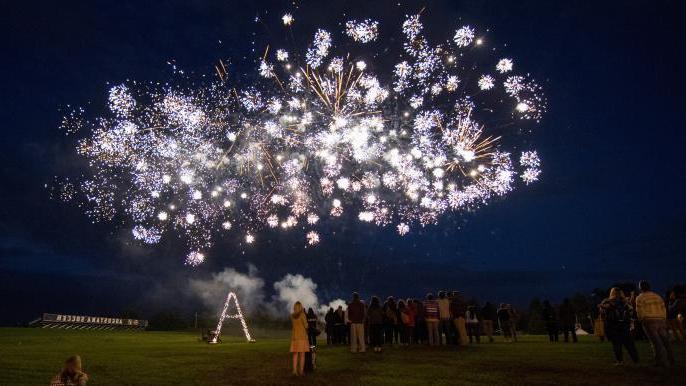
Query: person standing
424 293 440 346
508 304 519 342
437 291 451 345
450 291 468 346
465 305 481 344
367 296 385 352
480 302 496 343
325 308 335 345
290 301 310 376
334 305 345 344
497 303 513 343
402 298 417 345
414 299 426 344
348 292 366 353
558 298 578 343
600 288 639 365
383 297 398 345
542 300 559 342
636 281 675 367
668 290 685 341
306 308 318 347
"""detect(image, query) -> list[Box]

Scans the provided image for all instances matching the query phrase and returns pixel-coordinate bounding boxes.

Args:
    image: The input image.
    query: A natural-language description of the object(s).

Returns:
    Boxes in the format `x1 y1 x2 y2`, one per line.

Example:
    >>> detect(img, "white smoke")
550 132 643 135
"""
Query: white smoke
189 264 266 315
318 298 347 317
189 266 346 319
273 274 319 313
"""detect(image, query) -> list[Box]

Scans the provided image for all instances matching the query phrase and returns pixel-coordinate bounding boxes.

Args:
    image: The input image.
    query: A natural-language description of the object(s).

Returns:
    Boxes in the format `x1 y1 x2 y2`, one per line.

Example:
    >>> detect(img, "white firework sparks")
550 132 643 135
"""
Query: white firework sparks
496 58 513 73
453 26 475 47
478 75 495 90
185 251 205 267
345 19 379 43
306 231 320 245
56 11 546 265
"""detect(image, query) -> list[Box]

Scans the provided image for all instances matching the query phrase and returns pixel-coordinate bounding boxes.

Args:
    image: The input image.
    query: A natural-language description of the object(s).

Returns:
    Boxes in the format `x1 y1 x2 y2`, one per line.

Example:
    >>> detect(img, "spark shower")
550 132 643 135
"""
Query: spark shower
53 10 546 266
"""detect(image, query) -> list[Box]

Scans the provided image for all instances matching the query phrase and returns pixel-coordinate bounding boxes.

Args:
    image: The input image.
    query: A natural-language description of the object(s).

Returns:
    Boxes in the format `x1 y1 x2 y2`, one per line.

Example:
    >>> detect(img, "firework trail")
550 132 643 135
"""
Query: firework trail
54 11 546 266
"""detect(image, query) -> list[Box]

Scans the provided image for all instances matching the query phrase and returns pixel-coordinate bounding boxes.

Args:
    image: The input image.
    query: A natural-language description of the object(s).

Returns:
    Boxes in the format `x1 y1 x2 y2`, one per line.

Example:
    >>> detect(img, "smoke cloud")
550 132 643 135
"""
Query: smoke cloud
189 266 345 319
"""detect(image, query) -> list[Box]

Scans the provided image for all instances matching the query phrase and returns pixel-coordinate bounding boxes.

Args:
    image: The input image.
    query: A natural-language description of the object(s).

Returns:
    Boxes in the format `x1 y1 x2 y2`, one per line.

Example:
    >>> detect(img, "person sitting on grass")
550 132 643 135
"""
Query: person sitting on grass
600 287 639 365
50 355 88 386
290 301 310 376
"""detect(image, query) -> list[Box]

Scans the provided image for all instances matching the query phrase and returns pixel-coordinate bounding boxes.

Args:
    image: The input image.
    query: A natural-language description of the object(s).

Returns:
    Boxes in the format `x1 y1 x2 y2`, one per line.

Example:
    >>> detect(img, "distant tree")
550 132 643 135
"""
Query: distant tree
569 293 592 331
120 309 140 320
147 311 189 331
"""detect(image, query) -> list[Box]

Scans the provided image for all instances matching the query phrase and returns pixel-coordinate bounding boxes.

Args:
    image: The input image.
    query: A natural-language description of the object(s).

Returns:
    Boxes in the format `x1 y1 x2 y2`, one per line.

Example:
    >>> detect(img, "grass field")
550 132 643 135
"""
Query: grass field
1 326 684 385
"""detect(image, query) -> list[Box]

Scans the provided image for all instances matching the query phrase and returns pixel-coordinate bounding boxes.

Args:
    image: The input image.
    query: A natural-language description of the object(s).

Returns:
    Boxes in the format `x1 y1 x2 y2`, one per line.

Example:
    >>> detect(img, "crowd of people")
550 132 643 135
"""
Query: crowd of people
289 280 683 376
318 291 518 349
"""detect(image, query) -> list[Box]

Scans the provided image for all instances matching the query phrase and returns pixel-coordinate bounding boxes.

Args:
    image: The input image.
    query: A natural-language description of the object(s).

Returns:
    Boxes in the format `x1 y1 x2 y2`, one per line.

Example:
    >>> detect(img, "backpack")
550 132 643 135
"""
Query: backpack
605 301 630 324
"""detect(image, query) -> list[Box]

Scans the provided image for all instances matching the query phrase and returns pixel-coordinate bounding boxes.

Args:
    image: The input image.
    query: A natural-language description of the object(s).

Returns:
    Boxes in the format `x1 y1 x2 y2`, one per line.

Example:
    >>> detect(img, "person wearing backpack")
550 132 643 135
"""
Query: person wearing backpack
600 287 639 365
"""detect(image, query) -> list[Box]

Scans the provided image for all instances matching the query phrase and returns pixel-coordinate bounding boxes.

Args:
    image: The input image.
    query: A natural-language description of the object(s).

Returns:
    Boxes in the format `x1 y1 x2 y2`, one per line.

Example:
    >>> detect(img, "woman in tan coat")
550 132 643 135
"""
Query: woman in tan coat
290 301 310 376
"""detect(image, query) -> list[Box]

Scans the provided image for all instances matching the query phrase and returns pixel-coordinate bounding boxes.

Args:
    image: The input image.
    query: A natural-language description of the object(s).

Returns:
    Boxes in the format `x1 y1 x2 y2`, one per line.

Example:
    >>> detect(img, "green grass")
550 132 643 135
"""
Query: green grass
1 327 684 385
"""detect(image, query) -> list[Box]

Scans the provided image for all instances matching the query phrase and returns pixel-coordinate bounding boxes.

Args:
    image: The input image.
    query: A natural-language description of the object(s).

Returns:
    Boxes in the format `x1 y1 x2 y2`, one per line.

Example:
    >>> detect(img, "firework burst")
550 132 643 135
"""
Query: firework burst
55 10 546 265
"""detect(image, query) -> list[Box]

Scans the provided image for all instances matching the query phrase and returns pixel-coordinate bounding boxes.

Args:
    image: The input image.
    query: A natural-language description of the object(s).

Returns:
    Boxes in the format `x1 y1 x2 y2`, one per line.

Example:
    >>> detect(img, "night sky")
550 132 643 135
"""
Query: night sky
1 0 684 325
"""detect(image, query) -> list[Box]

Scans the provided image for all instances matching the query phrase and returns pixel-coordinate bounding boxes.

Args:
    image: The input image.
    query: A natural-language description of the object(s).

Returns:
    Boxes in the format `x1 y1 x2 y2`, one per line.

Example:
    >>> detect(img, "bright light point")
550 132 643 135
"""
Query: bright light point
356 61 367 71
192 190 202 200
180 172 193 184
476 38 483 45
223 200 231 208
447 56 455 63
211 190 219 197
222 221 232 230
470 170 478 177
282 13 293 26
358 211 374 222
162 174 172 183
332 198 341 207
185 213 196 224
227 132 237 142
245 234 255 244
366 194 376 204
157 211 168 221
151 191 160 198
516 102 530 112
240 192 247 199
433 168 445 178
306 231 320 245
185 251 205 266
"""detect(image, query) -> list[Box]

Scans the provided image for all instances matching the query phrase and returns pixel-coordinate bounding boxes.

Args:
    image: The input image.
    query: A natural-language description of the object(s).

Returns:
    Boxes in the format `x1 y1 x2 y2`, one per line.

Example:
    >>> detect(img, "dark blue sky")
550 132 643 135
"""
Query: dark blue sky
1 0 684 324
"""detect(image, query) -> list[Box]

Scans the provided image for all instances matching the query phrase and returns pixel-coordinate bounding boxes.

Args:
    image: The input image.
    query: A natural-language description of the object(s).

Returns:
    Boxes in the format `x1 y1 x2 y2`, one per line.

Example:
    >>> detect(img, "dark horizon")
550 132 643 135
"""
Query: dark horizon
1 0 684 326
